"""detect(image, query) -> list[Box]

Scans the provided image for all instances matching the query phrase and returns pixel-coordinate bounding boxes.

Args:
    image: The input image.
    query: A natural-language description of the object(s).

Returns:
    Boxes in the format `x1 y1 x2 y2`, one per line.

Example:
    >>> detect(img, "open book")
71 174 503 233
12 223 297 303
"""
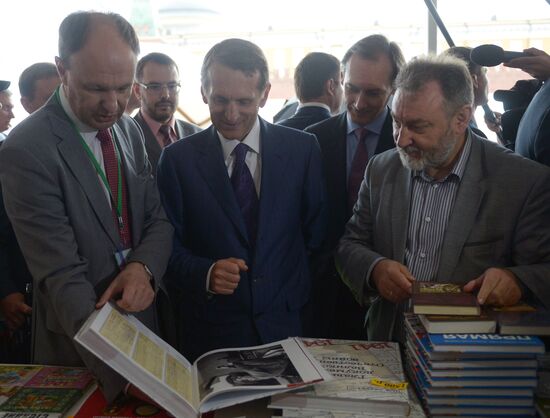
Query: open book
74 302 330 418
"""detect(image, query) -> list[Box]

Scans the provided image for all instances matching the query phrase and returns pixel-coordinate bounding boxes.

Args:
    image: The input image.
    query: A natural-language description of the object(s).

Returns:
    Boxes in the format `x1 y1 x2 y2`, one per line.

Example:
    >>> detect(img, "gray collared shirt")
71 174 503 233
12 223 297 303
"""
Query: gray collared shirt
405 132 473 282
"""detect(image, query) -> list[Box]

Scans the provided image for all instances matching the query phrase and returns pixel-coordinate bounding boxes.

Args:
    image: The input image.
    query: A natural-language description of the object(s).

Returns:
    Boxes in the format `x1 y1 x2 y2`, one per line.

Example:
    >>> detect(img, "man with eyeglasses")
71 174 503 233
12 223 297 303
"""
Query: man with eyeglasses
133 52 201 172
304 35 405 340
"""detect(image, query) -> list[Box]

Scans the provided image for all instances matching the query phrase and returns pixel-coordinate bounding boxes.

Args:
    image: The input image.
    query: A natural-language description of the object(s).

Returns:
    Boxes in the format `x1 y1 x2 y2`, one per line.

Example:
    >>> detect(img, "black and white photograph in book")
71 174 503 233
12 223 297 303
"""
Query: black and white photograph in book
196 345 303 399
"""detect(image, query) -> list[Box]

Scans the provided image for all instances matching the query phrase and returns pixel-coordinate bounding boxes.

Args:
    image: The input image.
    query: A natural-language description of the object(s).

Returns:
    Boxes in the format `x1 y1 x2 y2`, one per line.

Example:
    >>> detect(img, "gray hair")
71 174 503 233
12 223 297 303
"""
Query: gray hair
395 55 473 116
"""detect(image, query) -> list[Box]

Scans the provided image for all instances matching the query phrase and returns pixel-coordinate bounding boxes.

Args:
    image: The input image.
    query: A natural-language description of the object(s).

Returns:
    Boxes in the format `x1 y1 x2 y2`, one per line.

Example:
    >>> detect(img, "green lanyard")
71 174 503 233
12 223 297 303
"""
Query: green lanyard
55 87 124 231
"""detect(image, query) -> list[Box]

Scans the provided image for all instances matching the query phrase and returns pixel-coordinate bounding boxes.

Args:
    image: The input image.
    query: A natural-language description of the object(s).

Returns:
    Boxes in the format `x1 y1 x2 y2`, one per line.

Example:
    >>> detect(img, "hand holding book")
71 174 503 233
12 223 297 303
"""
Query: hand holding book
371 259 415 303
463 267 522 306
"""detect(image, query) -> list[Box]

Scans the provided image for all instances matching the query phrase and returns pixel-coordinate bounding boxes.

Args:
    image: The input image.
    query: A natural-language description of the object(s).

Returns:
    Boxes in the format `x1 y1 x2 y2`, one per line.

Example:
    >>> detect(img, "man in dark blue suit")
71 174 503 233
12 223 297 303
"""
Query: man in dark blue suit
277 52 343 130
157 38 325 361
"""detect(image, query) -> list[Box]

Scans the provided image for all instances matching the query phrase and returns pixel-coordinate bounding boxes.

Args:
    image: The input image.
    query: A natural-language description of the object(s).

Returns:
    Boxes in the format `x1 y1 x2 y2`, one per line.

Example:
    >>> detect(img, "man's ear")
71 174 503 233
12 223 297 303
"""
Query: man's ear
55 56 67 85
201 86 208 104
20 97 32 114
454 104 473 131
133 82 142 101
259 82 271 108
471 73 479 90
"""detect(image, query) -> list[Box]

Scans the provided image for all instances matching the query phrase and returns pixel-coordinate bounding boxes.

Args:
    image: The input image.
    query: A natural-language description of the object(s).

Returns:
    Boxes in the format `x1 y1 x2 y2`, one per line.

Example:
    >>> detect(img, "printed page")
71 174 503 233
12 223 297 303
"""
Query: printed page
194 338 327 409
75 302 199 417
300 339 409 403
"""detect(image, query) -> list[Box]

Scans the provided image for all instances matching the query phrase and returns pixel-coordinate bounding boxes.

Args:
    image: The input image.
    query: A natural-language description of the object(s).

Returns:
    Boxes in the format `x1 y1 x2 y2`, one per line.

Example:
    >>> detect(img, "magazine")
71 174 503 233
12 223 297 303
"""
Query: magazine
269 339 410 416
74 302 330 418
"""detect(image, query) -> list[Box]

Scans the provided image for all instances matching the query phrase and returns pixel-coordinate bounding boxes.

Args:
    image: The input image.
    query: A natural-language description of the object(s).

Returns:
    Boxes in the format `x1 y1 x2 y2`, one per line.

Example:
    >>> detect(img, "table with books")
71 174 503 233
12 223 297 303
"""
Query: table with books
406 281 550 417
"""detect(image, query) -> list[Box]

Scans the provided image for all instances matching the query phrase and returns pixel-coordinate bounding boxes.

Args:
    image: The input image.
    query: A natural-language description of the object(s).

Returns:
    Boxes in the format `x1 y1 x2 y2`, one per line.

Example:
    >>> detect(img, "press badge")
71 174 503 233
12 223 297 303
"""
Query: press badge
114 248 131 268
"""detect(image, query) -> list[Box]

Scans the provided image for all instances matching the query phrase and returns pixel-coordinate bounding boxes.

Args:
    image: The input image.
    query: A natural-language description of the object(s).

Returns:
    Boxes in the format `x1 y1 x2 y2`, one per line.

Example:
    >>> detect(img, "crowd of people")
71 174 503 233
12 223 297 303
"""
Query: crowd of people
0 10 549 405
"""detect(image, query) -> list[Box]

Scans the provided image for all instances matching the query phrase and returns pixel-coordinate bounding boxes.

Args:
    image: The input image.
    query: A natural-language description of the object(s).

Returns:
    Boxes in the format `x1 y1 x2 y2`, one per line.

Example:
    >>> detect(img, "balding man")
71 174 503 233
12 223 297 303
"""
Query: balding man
18 63 60 114
0 12 172 401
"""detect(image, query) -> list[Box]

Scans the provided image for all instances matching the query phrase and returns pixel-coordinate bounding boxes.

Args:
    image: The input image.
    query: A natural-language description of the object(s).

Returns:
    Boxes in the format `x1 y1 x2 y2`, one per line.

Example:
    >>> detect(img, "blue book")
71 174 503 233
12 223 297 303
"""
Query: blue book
428 333 545 354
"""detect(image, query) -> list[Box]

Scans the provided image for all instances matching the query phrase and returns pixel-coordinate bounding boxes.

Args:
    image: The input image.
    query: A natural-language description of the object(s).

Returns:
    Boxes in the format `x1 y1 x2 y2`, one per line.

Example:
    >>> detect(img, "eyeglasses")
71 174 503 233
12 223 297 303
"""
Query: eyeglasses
137 82 181 94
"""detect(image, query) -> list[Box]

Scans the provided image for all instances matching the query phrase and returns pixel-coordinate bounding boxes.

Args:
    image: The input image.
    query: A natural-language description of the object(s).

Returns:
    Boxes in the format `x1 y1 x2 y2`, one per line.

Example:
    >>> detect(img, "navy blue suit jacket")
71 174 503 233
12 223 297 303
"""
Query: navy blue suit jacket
157 118 325 360
277 105 332 131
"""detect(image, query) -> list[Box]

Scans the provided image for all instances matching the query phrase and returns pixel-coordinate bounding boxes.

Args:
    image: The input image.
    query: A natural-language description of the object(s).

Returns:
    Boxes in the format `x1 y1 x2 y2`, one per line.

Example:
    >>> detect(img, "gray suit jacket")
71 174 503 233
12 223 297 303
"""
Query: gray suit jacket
133 111 201 173
336 132 550 341
0 97 173 402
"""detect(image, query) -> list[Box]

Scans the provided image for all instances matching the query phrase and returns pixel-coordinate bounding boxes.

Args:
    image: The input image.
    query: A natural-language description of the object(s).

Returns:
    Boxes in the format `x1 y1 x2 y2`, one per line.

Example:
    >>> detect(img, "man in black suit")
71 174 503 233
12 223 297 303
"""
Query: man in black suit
304 34 405 340
133 52 201 172
277 52 342 130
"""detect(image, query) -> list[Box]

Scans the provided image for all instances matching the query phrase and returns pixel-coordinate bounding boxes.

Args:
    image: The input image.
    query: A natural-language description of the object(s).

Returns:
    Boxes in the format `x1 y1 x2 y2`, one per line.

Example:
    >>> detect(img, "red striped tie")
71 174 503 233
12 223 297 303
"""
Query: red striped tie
347 127 369 212
96 129 132 248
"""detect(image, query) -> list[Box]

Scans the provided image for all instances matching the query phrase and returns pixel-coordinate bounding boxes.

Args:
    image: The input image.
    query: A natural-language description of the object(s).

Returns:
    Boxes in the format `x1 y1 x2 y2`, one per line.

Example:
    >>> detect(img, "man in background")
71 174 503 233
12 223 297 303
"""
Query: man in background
157 38 325 361
133 52 201 171
304 34 404 340
507 47 550 167
0 82 14 140
18 63 60 114
277 52 343 130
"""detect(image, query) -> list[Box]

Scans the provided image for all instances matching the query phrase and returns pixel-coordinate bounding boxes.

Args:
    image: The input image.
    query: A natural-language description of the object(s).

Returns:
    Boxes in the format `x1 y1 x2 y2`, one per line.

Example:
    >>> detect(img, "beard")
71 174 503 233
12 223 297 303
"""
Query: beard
397 127 457 173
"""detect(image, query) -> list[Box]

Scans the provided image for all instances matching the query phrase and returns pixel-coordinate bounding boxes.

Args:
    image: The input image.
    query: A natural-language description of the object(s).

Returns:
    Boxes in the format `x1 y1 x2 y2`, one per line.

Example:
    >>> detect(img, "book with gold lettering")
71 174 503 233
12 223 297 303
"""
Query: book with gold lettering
74 302 330 418
412 282 480 316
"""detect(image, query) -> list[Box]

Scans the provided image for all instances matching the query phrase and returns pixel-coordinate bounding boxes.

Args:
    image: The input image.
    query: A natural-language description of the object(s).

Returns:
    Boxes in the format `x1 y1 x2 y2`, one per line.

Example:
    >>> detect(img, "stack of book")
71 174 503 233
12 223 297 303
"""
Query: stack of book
269 338 426 417
404 313 545 417
0 364 96 417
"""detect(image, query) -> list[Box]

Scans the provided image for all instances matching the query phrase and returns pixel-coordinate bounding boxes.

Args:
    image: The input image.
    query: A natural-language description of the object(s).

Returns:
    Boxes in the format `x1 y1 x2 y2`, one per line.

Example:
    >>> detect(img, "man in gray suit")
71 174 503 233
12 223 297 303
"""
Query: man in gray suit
336 55 550 342
0 12 173 402
133 52 201 172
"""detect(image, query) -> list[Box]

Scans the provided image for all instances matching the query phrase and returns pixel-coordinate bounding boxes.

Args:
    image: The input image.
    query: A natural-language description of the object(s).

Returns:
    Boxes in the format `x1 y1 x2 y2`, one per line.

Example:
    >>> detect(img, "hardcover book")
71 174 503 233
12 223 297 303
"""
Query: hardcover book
497 310 550 336
74 302 330 418
418 313 496 334
269 339 411 416
412 282 480 316
427 333 546 354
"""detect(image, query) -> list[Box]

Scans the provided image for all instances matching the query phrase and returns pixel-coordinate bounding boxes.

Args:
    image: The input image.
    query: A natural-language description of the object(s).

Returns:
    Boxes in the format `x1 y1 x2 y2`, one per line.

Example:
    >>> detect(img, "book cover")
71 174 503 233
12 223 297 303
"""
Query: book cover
269 339 410 416
412 282 480 316
0 387 81 414
74 302 330 418
428 333 546 353
0 366 41 388
26 367 94 390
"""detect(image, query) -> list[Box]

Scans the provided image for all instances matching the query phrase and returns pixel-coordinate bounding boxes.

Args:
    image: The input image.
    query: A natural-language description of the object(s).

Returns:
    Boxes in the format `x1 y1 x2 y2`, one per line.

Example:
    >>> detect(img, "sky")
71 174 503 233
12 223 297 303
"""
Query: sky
2 0 549 130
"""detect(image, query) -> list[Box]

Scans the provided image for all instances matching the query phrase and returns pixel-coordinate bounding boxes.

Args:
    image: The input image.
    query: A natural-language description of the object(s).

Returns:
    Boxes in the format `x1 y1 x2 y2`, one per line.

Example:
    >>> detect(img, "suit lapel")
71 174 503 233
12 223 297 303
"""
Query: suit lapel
135 112 162 170
324 113 348 213
52 107 120 246
437 136 486 280
257 119 287 247
391 164 412 263
195 127 249 244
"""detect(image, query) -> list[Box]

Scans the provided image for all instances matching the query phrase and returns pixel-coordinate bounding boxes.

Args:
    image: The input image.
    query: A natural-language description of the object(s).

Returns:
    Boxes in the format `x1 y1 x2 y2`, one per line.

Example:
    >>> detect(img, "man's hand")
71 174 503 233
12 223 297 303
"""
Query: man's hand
210 258 248 295
504 48 550 81
484 111 502 134
0 292 32 331
96 262 154 312
371 259 415 303
463 267 522 306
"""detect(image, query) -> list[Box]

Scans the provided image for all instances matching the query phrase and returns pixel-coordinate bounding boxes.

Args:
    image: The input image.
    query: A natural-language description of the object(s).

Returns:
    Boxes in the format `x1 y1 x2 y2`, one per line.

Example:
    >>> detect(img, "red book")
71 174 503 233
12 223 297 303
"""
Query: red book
412 282 480 316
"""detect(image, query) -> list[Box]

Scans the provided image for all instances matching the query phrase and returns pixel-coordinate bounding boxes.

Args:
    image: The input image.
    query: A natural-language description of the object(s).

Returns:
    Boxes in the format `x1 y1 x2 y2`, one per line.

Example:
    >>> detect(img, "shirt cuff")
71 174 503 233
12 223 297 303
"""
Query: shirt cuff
206 263 216 294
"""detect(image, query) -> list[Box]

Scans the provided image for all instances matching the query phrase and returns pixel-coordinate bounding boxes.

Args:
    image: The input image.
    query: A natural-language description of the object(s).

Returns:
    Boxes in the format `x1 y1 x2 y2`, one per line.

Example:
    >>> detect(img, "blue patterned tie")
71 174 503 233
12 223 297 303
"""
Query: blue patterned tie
231 143 259 247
